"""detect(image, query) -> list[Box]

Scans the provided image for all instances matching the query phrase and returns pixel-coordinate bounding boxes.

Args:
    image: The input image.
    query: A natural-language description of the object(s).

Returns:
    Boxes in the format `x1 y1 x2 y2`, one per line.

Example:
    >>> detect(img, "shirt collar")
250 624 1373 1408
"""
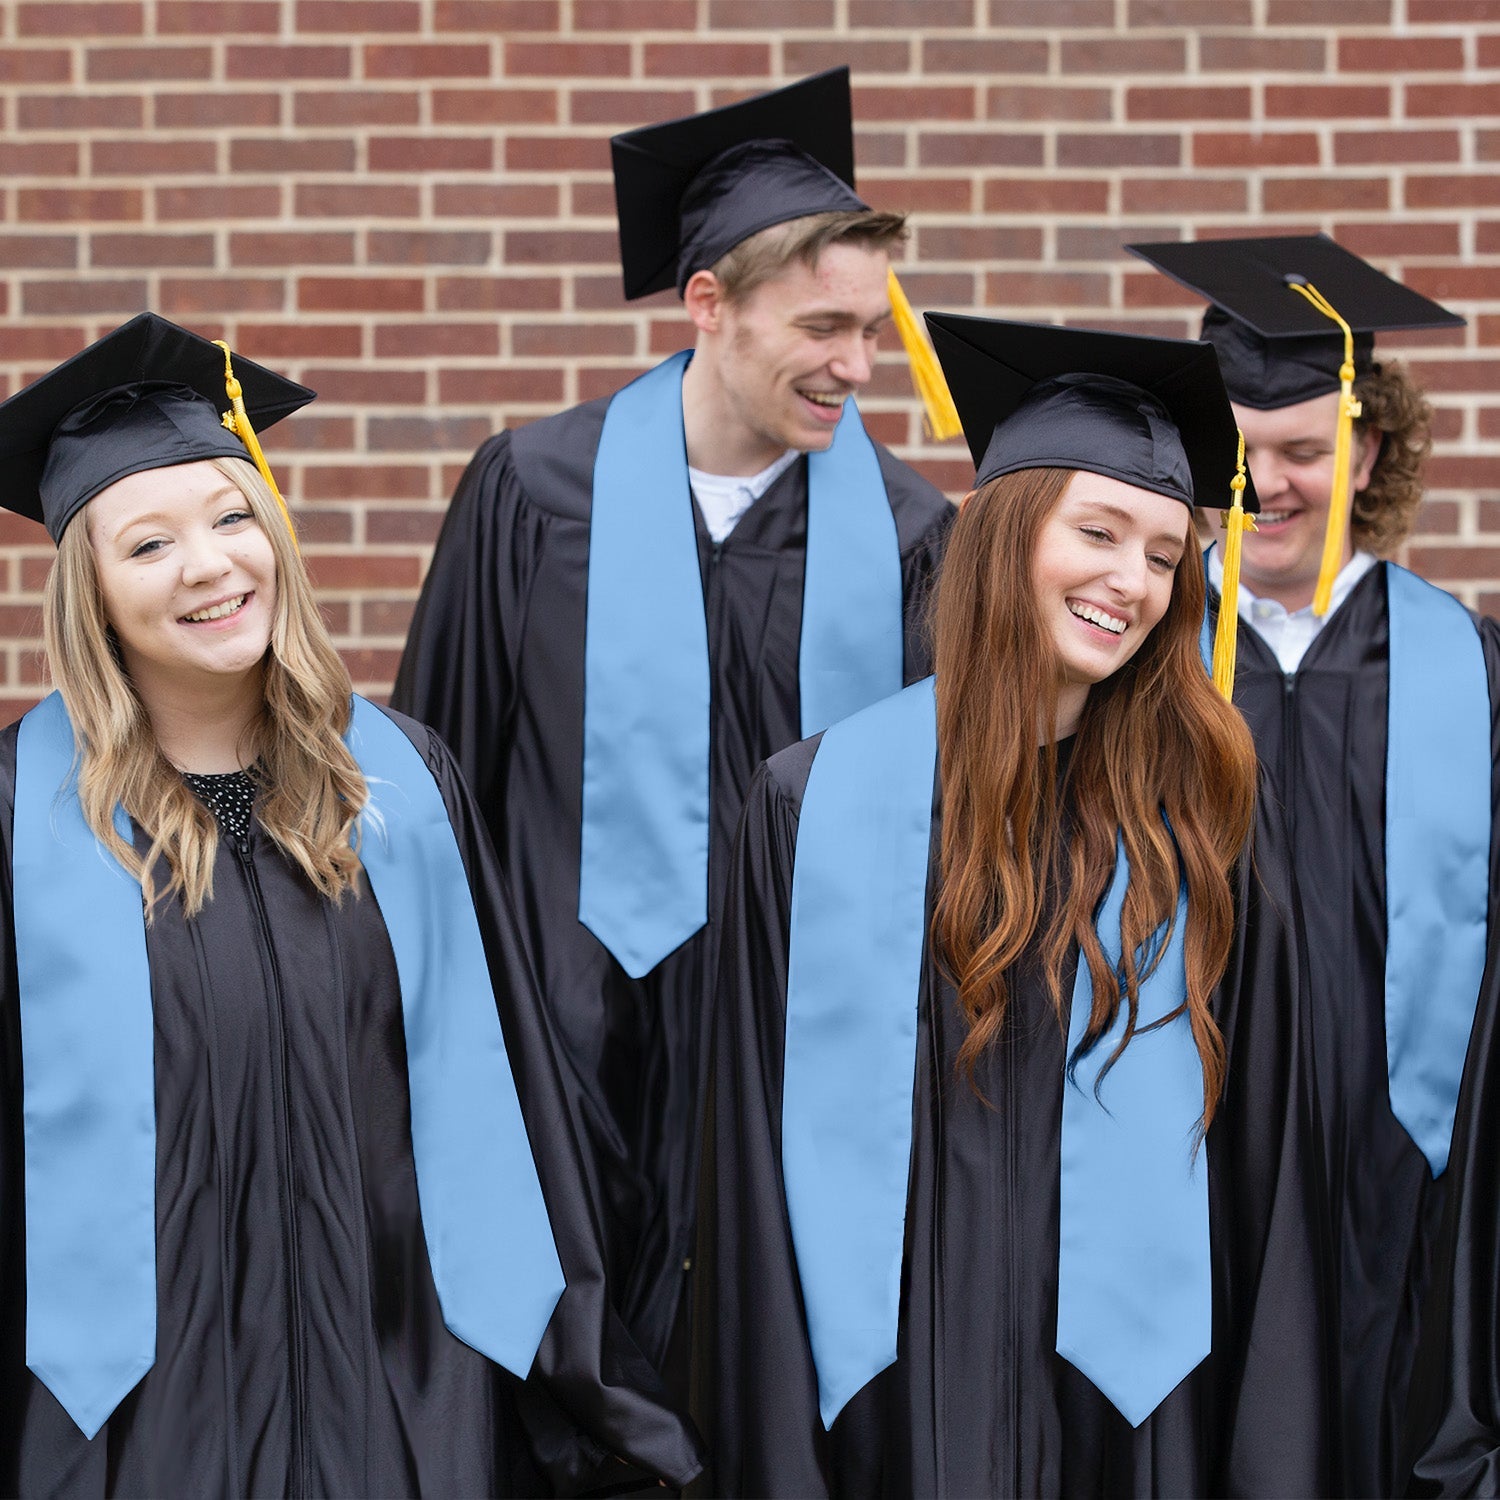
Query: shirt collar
1207 544 1377 624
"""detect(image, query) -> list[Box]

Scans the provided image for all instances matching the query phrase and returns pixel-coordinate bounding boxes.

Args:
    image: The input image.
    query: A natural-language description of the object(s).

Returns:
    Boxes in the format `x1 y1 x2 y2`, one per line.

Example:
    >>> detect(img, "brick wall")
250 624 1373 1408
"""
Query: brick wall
0 0 1496 720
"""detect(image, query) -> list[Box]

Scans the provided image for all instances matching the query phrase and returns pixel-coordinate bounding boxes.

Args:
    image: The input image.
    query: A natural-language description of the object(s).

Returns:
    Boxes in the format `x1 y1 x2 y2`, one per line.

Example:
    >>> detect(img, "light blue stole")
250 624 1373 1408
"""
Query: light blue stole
579 350 903 978
782 677 1209 1428
13 691 565 1439
1209 555 1492 1176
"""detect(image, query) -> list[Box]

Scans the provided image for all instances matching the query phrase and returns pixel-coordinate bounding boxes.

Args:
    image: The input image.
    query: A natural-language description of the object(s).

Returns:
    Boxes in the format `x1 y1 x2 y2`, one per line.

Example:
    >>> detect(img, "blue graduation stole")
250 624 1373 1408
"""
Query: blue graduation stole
13 691 565 1439
783 677 1210 1428
578 350 903 979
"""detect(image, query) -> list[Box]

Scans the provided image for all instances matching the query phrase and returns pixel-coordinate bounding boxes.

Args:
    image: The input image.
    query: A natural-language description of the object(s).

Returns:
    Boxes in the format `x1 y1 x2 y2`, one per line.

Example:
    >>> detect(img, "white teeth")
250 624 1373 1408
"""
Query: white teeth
183 595 245 623
1068 601 1127 635
801 391 846 409
1257 510 1294 524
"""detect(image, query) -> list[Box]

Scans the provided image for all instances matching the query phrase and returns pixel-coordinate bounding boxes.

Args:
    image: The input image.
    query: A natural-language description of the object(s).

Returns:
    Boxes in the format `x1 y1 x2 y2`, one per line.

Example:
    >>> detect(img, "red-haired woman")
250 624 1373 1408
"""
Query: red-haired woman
692 317 1333 1497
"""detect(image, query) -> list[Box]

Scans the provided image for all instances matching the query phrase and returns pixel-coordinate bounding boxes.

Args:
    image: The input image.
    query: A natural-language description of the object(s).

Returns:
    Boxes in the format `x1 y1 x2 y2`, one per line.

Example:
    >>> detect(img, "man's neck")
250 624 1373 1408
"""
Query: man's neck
679 347 789 477
1232 543 1354 615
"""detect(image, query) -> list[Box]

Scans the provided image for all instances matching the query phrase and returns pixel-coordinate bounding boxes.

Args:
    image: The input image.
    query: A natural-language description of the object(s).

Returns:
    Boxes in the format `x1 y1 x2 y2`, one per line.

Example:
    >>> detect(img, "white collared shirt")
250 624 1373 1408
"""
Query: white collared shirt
688 448 800 544
1209 545 1378 674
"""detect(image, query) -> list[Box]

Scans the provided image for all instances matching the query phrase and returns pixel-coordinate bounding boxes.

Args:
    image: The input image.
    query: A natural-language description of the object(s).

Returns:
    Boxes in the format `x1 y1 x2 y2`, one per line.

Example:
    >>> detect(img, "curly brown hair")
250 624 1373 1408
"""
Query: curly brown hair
1351 358 1433 556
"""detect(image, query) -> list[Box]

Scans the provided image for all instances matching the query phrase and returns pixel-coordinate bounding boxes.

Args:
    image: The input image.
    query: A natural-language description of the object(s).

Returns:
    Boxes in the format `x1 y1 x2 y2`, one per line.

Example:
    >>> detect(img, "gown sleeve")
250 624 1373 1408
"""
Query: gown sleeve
409 715 706 1495
1402 615 1500 1498
690 745 832 1499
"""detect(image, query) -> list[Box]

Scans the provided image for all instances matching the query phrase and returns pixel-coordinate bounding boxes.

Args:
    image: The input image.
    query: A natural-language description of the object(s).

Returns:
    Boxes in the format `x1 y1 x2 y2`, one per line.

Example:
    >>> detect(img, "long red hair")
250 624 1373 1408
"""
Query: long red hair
930 467 1258 1129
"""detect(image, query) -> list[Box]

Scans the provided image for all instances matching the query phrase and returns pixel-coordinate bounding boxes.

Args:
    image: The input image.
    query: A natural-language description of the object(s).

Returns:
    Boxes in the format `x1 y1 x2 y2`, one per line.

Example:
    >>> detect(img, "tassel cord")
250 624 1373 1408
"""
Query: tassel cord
212 339 300 552
1211 431 1255 702
886 268 963 443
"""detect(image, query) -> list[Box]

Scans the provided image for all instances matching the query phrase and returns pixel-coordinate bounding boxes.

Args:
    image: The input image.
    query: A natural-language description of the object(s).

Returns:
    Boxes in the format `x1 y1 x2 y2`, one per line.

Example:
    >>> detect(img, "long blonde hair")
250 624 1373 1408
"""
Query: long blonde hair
41 455 367 917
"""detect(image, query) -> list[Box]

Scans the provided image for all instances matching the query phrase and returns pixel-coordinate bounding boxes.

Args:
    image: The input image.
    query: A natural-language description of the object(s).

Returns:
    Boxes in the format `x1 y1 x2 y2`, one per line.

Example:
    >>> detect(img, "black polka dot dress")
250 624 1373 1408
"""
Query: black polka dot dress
181 768 256 846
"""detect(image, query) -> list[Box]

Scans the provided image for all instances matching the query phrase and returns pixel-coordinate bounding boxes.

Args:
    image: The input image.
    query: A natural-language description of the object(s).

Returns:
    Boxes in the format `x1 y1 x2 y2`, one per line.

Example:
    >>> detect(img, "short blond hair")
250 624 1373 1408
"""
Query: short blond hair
710 208 908 304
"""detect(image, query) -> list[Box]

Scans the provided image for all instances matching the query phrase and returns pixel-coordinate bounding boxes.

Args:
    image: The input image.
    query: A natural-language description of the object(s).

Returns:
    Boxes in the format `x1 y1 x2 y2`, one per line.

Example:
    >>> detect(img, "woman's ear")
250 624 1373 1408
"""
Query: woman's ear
958 489 978 509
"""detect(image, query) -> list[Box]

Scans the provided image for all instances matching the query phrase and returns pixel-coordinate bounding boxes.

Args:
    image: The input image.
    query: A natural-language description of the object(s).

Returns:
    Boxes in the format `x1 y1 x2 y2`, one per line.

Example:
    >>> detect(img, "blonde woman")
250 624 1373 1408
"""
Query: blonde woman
0 314 702 1497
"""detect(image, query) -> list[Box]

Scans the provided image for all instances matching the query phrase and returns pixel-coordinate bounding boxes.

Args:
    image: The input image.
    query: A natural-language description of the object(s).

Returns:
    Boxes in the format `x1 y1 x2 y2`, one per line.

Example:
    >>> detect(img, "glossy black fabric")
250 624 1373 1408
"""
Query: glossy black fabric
1209 561 1500 1498
0 707 703 1498
693 734 1333 1498
390 395 953 1390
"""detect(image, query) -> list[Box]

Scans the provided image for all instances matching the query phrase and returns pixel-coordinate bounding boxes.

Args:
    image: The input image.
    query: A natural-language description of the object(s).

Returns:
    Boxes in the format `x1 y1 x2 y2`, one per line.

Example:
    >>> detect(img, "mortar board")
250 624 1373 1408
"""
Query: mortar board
924 312 1258 514
611 68 867 300
1126 235 1464 410
0 312 313 543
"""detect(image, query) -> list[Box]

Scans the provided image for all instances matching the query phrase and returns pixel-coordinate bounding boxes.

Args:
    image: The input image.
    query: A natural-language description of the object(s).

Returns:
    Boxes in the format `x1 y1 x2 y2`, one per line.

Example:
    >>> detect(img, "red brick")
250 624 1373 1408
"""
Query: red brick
1336 130 1460 165
295 183 422 218
1427 458 1500 490
367 416 495 453
505 228 619 265
1265 84 1391 119
1060 37 1187 74
1199 34 1326 71
360 598 416 637
155 92 282 128
569 89 695 126
237 322 365 358
374 322 501 357
785 40 911 74
918 132 1045 168
851 0 973 21
307 555 423 589
231 138 357 173
1127 87 1251 122
916 224 1043 262
435 0 560 25
1122 271 1205 309
267 413 357 452
921 38 1049 74
1408 83 1500 118
437 367 567 403
1410 499 1460 535
0 48 70 84
302 466 431 501
294 90 422 127
371 136 494 172
642 42 772 77
1058 133 1182 168
432 87 558 125
1481 35 1500 65
504 136 608 172
92 232 216 268
511 323 635 357
855 132 910 169
1193 132 1320 168
988 0 1110 17
984 178 1111 214
1263 177 1390 212
300 368 429 405
157 1 281 29
368 230 492 266
1406 175 1500 209
1338 222 1462 257
1128 0 1252 19
25 278 146 314
1267 0 1388 16
569 181 619 216
298 278 426 313
18 2 142 34
93 139 218 175
433 182 559 217
1408 546 1500 581
159 278 286 315
882 271 977 306
87 45 211 81
435 276 563 312
507 41 632 76
855 85 978 122
1405 357 1500 392
365 509 446 546
0 325 90 360
366 43 493 78
0 604 43 634
984 271 1111 307
0 234 78 269
709 0 834 22
986 85 1112 122
17 93 141 129
285 508 356 546
298 0 418 28
231 232 357 266
0 143 79 176
226 44 351 79
17 188 142 223
862 176 972 213
1407 266 1500 303
1410 0 1500 17
1341 35 1464 71
158 184 282 220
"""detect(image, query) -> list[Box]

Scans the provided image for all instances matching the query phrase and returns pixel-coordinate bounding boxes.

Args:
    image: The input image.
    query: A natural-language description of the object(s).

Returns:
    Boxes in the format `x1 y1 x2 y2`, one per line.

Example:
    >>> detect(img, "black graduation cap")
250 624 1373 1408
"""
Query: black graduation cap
0 311 313 542
924 312 1258 515
611 68 868 300
1126 235 1465 411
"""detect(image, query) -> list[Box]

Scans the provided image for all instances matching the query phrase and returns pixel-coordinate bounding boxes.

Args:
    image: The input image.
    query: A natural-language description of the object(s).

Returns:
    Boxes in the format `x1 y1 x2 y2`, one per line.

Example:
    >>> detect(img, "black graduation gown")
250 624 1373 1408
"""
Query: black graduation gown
390 393 953 1381
1211 560 1500 1498
0 708 704 1499
693 735 1333 1498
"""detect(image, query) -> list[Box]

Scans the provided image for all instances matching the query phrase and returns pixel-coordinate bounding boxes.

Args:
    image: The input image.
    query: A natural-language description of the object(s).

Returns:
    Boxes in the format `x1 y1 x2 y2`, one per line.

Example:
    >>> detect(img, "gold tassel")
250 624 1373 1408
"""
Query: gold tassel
1285 279 1361 617
886 267 963 442
212 338 299 552
1211 430 1255 701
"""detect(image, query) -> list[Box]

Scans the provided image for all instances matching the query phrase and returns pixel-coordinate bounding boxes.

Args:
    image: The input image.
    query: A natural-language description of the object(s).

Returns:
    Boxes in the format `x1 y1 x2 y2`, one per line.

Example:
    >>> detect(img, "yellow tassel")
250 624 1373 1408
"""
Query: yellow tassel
886 267 963 442
1285 280 1361 617
1211 431 1256 702
212 338 300 553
